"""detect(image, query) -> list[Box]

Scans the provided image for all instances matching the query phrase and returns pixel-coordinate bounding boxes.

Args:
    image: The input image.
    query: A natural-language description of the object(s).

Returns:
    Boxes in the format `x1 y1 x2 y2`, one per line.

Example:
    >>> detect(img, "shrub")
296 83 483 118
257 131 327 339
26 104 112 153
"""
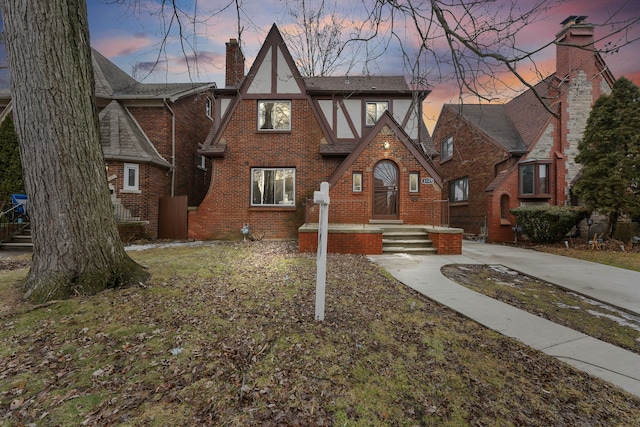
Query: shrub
510 205 588 244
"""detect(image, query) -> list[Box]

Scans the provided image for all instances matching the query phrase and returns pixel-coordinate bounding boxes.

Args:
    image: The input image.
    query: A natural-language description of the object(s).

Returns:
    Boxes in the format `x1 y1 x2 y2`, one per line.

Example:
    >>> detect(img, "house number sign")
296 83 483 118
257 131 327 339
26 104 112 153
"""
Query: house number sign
421 178 435 184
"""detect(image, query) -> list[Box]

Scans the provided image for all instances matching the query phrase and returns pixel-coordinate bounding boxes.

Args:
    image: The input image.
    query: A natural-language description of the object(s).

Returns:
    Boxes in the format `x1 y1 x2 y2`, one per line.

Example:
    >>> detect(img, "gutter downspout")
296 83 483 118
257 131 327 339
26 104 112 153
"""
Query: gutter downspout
164 99 176 197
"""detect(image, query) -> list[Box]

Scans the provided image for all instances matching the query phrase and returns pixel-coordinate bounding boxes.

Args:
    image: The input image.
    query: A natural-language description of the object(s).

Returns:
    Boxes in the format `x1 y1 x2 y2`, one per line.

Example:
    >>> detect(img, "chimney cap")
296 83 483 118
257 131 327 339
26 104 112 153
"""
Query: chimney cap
560 15 588 26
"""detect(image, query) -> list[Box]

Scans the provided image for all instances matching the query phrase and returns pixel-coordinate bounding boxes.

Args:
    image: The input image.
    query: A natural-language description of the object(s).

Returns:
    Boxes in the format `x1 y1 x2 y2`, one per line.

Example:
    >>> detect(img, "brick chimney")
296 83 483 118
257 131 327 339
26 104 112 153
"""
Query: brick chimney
555 16 596 81
554 16 608 207
225 38 245 88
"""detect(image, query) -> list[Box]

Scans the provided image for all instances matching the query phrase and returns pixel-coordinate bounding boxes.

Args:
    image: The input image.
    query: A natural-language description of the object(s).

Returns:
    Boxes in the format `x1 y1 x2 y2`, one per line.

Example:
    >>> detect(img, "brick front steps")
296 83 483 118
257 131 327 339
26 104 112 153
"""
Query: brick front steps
298 223 462 255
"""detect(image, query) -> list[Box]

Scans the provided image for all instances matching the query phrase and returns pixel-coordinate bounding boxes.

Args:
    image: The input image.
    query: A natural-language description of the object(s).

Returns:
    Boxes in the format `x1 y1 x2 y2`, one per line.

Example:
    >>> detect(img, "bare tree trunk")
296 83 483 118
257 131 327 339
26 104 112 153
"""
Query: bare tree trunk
607 211 620 239
0 0 148 303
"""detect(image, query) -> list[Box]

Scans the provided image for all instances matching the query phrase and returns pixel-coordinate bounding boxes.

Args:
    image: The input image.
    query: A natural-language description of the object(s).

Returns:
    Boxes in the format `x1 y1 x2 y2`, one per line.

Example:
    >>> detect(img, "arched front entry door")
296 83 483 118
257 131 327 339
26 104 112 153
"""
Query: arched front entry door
373 160 399 219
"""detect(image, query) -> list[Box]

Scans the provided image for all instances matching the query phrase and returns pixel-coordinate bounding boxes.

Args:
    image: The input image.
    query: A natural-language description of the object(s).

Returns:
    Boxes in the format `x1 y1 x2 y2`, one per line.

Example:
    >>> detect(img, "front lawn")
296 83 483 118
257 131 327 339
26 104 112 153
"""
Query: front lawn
1 242 639 426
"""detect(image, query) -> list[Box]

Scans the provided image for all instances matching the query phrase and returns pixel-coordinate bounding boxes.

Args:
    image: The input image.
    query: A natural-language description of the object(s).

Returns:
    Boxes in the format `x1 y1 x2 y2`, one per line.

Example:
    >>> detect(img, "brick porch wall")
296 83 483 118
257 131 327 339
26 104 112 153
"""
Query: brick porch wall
427 228 463 255
298 229 383 255
299 224 463 255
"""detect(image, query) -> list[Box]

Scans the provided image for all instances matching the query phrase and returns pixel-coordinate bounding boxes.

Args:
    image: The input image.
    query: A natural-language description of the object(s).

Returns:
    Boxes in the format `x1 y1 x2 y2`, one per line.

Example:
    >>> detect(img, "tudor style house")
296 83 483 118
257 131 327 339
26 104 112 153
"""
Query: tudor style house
0 50 215 240
189 25 461 254
431 16 615 242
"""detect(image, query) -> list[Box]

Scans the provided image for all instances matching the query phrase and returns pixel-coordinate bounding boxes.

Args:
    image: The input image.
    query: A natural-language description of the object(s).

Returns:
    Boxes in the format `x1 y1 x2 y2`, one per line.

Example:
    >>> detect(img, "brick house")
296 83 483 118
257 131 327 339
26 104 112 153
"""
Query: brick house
189 24 461 254
0 50 215 240
431 17 615 242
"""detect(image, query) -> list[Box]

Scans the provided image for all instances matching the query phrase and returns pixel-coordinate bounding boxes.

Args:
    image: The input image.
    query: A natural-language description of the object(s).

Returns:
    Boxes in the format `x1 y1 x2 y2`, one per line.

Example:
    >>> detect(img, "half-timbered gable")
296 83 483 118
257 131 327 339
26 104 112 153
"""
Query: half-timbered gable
190 24 459 254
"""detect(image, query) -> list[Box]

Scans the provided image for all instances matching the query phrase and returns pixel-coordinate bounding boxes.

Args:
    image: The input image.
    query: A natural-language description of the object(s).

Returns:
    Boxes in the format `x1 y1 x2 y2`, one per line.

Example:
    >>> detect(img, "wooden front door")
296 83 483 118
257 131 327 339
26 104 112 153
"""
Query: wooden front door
373 160 399 219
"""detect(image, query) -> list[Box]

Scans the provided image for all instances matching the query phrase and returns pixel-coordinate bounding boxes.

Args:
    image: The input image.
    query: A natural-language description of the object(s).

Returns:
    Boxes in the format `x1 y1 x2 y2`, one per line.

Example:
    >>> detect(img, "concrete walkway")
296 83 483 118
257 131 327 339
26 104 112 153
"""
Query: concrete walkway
369 241 640 398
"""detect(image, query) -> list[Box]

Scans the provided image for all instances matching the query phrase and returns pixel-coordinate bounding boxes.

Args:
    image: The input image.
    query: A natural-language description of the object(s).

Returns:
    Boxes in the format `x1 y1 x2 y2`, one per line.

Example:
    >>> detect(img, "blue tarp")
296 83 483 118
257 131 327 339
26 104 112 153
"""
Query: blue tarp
11 194 28 214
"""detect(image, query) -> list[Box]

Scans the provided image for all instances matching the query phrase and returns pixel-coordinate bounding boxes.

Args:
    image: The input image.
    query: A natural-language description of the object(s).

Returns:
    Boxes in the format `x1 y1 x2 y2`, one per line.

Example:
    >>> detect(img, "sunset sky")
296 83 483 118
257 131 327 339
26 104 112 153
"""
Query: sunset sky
11 1 640 132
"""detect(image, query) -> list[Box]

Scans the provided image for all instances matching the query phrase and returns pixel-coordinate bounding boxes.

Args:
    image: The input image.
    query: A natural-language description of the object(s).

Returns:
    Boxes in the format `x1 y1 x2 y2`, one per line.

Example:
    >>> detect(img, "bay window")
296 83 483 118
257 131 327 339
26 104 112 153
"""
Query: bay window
519 162 550 197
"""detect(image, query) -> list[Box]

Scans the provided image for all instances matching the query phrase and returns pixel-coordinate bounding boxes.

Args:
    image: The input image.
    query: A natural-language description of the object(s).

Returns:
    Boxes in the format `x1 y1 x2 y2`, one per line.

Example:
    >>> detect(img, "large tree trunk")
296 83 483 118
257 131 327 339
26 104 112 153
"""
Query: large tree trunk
0 0 148 303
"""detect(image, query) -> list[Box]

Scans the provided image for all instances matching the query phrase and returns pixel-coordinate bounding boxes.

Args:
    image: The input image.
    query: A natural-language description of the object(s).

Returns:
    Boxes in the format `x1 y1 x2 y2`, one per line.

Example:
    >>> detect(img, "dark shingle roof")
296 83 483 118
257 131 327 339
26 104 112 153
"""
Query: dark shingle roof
92 49 138 96
198 143 227 158
304 76 412 93
418 119 437 157
99 100 172 168
442 77 557 155
92 49 215 99
444 103 527 153
319 143 358 156
505 77 557 150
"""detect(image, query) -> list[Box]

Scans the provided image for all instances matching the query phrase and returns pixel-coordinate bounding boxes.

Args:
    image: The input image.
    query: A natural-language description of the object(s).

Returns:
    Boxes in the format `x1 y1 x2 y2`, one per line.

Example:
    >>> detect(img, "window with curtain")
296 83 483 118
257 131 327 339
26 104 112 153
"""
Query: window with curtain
366 101 389 125
258 100 291 130
251 167 295 206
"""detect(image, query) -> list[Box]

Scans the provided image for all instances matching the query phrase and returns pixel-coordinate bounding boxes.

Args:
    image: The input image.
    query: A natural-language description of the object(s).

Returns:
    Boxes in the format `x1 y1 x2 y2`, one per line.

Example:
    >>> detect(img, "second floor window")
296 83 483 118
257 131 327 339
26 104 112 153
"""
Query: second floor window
441 136 453 161
205 97 212 118
366 101 388 126
258 100 291 130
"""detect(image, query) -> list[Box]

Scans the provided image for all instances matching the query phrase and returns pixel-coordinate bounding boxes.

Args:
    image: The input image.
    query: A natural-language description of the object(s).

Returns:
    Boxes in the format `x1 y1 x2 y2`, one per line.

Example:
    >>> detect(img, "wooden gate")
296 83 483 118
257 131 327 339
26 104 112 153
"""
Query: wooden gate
158 195 188 240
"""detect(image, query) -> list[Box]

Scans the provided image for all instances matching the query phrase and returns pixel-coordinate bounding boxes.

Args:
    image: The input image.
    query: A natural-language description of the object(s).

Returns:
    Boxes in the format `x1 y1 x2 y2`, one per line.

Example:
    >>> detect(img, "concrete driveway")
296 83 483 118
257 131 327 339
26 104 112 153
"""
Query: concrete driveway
369 241 640 398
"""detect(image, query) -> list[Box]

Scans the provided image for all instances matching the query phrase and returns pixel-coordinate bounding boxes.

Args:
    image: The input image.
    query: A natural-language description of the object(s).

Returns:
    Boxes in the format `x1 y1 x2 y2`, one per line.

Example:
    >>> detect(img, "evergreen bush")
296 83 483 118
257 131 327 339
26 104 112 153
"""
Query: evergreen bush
510 205 588 243
0 114 24 206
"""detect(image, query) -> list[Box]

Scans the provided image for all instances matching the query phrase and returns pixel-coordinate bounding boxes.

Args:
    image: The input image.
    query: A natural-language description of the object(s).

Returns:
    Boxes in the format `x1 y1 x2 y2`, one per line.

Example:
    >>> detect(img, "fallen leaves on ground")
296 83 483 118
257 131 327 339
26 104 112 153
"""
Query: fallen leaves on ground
1 241 639 426
0 257 30 271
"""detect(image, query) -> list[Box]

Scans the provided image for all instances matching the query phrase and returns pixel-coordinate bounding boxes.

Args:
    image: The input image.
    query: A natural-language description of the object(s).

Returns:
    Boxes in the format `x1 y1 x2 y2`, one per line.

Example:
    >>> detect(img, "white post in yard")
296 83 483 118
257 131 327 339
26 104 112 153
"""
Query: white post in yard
313 182 330 321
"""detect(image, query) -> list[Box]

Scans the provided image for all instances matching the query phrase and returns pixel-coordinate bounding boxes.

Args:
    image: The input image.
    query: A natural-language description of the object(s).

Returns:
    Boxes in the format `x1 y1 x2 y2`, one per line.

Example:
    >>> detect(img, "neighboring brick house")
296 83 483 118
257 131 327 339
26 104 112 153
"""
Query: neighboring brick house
431 16 615 242
189 24 457 254
0 50 215 239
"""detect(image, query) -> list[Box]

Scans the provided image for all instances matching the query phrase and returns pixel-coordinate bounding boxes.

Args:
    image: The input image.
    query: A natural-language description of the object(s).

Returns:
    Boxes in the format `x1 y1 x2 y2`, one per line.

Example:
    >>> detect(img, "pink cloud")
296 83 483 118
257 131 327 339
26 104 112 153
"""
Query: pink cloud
93 33 154 57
